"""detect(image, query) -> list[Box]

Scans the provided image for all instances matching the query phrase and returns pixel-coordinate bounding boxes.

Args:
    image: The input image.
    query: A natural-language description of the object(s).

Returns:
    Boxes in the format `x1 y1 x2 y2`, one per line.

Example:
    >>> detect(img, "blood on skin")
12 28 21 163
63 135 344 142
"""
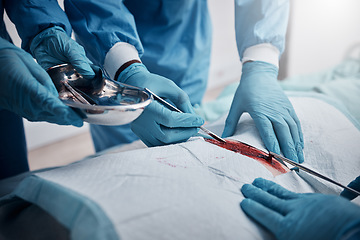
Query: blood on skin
205 139 290 176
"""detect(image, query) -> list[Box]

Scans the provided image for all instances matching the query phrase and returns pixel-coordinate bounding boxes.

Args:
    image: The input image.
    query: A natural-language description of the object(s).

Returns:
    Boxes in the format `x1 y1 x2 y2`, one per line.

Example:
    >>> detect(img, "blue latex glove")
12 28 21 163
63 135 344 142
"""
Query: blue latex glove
30 26 94 79
0 37 83 126
241 178 360 240
117 63 204 147
341 176 360 200
223 61 304 163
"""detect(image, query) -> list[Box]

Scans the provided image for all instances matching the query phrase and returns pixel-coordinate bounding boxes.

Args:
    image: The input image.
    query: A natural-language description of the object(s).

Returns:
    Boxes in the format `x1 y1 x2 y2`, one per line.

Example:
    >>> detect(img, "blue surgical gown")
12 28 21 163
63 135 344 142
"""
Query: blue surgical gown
64 0 289 151
5 0 289 152
1 0 72 178
0 1 29 179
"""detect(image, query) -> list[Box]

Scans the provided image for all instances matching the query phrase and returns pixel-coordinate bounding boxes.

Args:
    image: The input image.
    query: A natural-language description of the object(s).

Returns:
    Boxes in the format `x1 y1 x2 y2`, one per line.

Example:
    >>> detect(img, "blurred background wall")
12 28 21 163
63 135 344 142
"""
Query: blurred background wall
3 0 360 152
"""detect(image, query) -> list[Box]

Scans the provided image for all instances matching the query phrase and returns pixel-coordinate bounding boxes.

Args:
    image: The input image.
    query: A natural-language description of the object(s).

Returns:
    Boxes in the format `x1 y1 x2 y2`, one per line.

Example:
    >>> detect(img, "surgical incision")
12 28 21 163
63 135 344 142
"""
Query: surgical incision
205 139 290 176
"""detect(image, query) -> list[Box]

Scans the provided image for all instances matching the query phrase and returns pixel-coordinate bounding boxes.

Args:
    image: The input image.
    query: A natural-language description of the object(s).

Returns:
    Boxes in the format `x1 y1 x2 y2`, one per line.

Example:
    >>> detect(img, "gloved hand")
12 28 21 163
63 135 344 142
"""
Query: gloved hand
341 176 360 200
240 178 360 240
0 37 83 127
30 26 94 79
222 61 304 163
117 63 204 147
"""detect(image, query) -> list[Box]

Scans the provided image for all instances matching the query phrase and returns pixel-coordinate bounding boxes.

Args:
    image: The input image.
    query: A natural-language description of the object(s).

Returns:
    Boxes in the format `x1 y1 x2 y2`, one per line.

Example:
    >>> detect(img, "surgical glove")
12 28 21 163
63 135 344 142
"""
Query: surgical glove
341 176 360 200
30 26 94 79
241 178 360 240
117 63 204 147
223 61 304 163
0 37 83 127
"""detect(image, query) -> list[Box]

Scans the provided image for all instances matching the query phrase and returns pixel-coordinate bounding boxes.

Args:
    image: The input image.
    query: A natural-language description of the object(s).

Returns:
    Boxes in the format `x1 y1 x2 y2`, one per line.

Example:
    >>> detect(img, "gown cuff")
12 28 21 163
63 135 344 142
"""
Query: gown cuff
104 42 141 79
242 43 280 68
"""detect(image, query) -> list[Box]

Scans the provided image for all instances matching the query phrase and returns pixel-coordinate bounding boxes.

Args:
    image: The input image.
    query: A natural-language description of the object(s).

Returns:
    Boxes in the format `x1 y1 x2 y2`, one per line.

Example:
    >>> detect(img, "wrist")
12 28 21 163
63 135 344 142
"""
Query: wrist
104 42 141 79
116 62 147 84
242 43 280 68
241 61 279 77
114 60 142 81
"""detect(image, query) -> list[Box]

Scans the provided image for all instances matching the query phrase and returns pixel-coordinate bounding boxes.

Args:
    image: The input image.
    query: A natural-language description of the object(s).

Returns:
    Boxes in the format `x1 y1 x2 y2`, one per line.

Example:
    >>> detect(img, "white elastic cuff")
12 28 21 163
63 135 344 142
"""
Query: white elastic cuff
242 43 280 68
104 42 141 79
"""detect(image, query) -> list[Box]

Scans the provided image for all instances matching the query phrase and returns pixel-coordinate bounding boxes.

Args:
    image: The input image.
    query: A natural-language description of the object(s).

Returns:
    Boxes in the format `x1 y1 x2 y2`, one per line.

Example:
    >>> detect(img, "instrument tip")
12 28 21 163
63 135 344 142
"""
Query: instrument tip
209 133 226 143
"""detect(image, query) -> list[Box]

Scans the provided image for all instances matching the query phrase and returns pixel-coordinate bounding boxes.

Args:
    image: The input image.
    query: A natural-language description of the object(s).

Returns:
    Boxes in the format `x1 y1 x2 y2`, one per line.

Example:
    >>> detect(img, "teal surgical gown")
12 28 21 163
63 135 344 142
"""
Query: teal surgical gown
5 0 289 152
0 1 29 179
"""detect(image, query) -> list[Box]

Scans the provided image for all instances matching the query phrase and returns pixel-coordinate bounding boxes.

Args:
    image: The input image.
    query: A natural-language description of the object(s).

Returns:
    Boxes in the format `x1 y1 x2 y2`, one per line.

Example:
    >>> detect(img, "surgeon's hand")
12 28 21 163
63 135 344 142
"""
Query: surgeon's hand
240 178 360 240
0 37 83 126
117 63 204 147
222 61 304 163
30 26 94 78
341 176 360 200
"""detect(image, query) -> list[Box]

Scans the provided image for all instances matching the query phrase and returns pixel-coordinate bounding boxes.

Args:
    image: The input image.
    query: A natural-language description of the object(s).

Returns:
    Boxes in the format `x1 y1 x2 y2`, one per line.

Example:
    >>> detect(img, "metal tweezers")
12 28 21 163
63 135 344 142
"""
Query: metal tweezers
62 80 93 105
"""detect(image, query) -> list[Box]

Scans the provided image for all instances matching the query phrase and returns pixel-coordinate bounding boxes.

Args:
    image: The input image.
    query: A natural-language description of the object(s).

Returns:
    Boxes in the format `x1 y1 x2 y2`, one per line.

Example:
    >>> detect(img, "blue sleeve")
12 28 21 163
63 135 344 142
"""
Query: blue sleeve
3 0 72 51
0 0 11 41
234 0 289 59
64 0 143 66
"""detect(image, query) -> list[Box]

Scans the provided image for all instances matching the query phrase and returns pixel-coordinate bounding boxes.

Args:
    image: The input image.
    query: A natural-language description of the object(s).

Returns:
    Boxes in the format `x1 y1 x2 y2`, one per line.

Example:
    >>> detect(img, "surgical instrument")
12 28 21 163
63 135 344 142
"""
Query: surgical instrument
270 151 360 196
62 80 93 105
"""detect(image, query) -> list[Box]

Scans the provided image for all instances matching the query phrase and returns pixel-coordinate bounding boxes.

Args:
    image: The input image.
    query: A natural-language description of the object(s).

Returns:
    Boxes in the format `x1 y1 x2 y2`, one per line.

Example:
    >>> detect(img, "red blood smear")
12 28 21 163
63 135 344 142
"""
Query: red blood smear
205 139 289 176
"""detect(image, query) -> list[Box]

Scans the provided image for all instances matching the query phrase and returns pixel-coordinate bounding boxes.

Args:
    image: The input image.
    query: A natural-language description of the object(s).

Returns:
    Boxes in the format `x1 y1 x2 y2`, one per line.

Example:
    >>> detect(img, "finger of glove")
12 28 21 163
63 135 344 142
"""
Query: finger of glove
241 184 289 215
272 118 299 163
284 114 304 163
0 55 63 124
171 92 196 115
131 122 162 147
290 109 304 149
222 101 244 138
156 125 200 144
27 82 83 126
149 78 195 114
31 39 66 69
142 136 162 147
340 176 360 200
252 178 298 200
240 198 283 233
131 105 189 146
251 114 281 154
132 102 201 145
64 43 94 79
167 97 196 115
18 52 59 96
149 101 204 128
31 107 83 127
36 100 83 127
16 53 82 126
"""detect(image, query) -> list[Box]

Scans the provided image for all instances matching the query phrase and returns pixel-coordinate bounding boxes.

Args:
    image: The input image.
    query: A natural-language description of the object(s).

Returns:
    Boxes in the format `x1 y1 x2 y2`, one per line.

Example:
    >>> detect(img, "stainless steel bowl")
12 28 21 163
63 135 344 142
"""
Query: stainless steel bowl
47 64 152 126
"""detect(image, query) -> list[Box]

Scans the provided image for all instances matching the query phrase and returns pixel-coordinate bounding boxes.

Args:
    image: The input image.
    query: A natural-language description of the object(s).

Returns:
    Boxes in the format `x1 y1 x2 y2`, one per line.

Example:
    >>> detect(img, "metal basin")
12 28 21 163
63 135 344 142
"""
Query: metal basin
47 64 152 126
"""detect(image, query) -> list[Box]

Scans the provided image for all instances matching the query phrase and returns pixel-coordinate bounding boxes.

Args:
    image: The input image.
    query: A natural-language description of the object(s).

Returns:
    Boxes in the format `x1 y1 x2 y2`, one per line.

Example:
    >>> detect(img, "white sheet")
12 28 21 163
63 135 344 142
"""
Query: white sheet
13 96 360 239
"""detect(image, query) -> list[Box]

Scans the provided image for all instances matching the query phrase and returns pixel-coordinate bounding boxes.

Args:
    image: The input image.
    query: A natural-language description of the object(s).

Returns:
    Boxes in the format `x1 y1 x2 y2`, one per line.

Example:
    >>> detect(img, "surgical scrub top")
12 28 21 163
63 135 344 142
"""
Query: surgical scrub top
0 1 29 179
64 0 213 105
65 0 289 151
4 0 289 151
